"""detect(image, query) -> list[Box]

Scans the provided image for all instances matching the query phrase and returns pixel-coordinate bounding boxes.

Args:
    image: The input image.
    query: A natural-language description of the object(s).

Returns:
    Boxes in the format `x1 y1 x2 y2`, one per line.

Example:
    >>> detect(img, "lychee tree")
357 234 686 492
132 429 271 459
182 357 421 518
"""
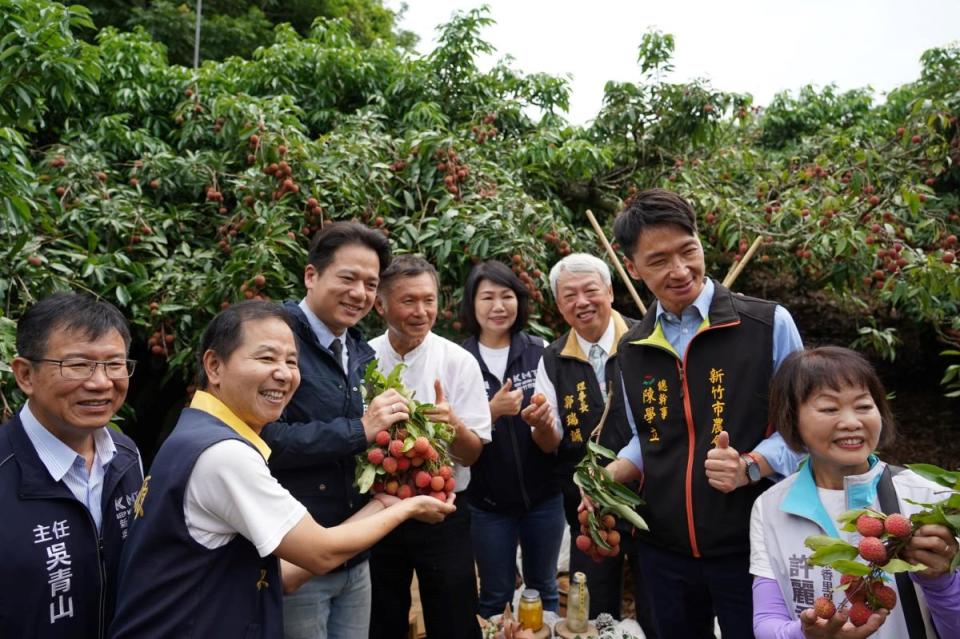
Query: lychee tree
0 1 957 450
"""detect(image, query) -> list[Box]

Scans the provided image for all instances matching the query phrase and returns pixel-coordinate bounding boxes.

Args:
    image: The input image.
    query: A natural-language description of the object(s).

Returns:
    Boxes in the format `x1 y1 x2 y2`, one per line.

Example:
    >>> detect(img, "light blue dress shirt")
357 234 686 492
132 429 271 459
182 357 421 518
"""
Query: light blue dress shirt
299 298 349 372
20 402 117 533
617 278 805 478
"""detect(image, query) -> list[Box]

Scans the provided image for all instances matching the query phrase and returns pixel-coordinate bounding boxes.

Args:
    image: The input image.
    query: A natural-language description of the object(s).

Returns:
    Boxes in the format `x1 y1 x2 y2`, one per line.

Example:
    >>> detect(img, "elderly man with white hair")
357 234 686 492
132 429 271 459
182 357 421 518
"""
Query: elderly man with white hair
521 253 658 636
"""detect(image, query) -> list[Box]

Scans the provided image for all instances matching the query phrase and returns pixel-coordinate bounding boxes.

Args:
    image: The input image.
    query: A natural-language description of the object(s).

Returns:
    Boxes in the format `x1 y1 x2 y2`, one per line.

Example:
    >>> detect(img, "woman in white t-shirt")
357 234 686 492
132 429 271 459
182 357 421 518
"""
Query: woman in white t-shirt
459 260 566 618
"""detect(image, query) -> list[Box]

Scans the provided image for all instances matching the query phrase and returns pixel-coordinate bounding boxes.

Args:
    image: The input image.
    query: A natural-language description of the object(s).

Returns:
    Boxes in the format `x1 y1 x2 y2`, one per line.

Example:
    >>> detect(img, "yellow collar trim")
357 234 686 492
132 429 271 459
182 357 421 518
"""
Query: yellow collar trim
189 391 272 461
560 310 631 361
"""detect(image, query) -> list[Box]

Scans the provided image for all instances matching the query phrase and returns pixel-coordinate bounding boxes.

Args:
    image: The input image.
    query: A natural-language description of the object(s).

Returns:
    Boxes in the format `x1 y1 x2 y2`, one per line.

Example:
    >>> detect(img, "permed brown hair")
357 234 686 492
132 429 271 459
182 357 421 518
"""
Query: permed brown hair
769 346 896 453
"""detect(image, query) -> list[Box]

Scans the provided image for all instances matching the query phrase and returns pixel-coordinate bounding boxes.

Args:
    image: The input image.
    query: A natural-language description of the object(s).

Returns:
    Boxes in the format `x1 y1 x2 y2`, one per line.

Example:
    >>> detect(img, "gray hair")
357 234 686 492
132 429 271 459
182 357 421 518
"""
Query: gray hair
548 253 612 299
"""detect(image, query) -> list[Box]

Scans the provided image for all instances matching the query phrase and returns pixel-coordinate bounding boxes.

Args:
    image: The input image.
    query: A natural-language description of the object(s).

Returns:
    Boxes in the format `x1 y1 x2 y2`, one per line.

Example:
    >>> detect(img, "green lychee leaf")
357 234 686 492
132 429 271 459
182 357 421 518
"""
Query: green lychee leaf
881 558 927 573
357 464 376 494
807 541 859 566
830 560 872 576
906 463 960 490
805 534 845 550
587 440 618 461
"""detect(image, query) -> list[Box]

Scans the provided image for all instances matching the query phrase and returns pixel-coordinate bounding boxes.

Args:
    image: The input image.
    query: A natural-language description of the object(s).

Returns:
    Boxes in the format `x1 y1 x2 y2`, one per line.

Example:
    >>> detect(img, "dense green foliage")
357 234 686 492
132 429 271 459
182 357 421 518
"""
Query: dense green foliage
1 2 958 429
73 0 413 65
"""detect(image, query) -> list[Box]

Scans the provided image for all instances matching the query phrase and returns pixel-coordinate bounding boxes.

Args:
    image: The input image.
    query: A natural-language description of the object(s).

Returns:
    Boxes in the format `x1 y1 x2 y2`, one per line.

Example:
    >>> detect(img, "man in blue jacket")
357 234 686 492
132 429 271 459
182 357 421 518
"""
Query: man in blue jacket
0 292 143 639
261 222 412 639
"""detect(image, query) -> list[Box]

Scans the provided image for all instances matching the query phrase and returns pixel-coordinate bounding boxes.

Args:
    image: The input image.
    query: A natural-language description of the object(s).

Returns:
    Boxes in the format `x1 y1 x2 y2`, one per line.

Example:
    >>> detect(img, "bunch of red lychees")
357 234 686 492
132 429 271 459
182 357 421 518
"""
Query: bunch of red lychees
808 511 915 626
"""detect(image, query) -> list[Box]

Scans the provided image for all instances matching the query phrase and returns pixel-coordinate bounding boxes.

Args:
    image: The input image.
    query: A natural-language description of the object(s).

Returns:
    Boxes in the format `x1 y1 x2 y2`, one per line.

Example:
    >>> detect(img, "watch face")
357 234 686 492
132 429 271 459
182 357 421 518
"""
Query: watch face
744 456 761 483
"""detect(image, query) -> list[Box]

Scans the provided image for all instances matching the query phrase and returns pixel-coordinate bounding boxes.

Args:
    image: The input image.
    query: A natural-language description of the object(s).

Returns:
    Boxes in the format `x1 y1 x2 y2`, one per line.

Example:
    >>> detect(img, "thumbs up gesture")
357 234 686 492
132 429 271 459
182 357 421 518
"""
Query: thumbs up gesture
424 379 453 425
704 430 747 493
489 378 523 421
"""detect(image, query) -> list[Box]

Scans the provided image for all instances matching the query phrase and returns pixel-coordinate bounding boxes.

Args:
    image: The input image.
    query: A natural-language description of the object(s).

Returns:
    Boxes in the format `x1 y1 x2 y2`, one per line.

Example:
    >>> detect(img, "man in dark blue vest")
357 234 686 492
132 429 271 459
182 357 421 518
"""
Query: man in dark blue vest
593 188 804 639
259 222 416 639
109 301 454 639
0 292 143 639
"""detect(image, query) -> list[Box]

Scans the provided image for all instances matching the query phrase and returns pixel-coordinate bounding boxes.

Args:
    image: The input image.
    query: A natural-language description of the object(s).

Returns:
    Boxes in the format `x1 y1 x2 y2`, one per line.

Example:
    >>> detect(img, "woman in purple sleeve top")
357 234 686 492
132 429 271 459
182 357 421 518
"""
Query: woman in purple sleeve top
749 347 959 639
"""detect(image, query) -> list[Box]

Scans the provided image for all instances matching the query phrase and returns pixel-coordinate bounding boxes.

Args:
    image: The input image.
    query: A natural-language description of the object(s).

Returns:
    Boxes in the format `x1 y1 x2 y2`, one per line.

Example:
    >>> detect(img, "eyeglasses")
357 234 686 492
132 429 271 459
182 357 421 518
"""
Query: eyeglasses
29 358 137 380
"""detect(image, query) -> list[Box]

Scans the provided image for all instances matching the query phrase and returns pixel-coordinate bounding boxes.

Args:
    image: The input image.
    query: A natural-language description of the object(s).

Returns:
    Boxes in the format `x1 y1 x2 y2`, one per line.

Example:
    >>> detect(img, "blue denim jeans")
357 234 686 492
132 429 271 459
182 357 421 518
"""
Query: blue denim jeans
470 492 565 618
282 560 371 639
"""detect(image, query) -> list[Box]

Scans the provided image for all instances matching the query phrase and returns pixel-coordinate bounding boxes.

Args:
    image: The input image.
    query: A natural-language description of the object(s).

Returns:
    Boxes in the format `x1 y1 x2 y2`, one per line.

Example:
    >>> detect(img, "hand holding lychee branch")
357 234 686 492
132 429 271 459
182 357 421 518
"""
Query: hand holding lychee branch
355 362 459 504
802 497 955 629
571 393 648 561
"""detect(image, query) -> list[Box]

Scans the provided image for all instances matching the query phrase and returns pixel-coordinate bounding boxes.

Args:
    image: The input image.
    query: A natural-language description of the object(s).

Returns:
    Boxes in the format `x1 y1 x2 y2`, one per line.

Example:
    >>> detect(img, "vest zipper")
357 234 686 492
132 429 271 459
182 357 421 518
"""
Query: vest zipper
503 383 531 509
636 320 739 559
96 535 106 639
677 320 738 558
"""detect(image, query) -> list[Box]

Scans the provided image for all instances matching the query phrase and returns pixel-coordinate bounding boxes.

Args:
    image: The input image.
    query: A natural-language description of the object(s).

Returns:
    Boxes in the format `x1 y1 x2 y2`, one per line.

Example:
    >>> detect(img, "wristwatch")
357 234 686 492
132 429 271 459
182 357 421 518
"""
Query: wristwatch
741 452 761 485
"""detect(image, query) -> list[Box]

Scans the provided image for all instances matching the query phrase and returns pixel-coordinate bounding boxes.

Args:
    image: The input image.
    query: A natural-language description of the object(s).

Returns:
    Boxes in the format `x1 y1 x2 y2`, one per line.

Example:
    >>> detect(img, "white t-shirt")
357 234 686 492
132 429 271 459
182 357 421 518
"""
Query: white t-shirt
478 343 510 381
184 439 307 557
369 331 492 492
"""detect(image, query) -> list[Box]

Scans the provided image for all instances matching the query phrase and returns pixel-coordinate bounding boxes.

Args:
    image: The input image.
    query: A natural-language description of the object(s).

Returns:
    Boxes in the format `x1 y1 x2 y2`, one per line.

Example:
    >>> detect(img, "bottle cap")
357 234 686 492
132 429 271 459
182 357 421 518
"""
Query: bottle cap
521 589 540 601
572 571 587 583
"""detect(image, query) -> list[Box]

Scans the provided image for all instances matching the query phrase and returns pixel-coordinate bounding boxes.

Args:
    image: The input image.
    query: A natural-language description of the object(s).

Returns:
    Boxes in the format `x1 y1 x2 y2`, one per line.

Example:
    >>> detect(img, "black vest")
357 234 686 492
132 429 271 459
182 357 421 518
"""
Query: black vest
0 416 142 639
542 312 637 527
463 331 558 514
619 283 775 558
109 409 283 639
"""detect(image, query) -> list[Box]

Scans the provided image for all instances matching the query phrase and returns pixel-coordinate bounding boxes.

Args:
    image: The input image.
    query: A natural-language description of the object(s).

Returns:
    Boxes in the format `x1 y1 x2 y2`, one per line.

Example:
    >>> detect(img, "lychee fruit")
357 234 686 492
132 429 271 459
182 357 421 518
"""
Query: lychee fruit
884 513 912 539
385 480 399 495
430 475 445 492
396 457 411 471
415 471 432 489
444 478 456 493
606 530 621 546
859 536 888 564
429 491 446 501
367 448 385 465
856 514 885 538
578 510 590 526
413 437 430 455
375 430 391 446
870 584 897 610
397 484 413 499
814 596 836 619
381 457 398 474
848 601 874 627
438 465 453 480
601 514 616 530
575 535 593 552
388 439 404 458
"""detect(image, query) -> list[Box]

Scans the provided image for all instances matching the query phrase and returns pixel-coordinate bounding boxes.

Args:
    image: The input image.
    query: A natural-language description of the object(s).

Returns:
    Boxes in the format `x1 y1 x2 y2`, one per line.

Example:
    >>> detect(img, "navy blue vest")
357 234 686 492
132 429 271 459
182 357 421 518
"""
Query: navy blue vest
463 331 559 514
109 408 283 639
0 416 142 639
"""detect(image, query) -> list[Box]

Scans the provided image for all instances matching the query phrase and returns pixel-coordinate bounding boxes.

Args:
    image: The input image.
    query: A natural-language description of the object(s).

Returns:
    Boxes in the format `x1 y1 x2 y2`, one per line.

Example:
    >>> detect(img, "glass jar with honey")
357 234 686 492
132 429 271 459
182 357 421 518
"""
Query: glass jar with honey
518 588 543 631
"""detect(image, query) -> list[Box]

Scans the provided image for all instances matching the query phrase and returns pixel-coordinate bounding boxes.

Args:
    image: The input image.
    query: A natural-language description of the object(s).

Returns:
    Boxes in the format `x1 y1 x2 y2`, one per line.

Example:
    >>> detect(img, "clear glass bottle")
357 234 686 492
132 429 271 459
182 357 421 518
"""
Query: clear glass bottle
566 571 590 632
518 588 543 631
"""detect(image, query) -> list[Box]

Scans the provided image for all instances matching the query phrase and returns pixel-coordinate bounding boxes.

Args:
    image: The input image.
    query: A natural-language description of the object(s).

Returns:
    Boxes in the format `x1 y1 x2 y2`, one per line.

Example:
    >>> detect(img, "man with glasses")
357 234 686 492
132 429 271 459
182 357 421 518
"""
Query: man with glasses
0 292 144 639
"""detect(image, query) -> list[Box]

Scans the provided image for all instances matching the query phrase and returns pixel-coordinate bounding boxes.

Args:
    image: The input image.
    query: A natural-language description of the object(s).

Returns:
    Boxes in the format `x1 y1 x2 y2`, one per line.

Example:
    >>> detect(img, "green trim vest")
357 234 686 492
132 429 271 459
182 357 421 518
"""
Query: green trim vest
542 311 637 527
619 283 775 558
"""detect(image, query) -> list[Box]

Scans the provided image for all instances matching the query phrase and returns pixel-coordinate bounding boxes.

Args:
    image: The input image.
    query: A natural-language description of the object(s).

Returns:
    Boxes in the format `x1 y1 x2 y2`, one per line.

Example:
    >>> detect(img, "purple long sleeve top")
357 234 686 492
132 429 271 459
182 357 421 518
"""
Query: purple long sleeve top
753 573 960 639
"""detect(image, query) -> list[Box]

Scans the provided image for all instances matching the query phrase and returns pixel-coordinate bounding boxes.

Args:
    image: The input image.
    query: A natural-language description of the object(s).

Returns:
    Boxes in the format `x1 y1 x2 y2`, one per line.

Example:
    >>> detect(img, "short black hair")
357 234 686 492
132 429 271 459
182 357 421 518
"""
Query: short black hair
197 301 296 390
378 254 439 296
307 221 392 277
769 346 896 453
613 188 698 257
16 292 131 360
459 260 529 337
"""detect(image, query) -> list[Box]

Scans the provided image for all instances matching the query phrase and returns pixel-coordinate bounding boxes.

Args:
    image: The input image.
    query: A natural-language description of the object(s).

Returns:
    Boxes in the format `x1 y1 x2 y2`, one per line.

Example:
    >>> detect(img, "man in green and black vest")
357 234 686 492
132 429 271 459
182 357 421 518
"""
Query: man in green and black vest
522 253 657 637
594 188 804 639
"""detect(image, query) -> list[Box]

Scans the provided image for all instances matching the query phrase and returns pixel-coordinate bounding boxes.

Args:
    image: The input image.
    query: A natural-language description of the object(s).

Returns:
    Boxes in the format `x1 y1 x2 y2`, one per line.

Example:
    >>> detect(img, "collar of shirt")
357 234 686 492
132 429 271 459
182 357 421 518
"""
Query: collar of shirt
298 298 344 350
189 390 272 461
380 330 433 363
655 277 715 326
574 314 616 357
20 400 117 482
